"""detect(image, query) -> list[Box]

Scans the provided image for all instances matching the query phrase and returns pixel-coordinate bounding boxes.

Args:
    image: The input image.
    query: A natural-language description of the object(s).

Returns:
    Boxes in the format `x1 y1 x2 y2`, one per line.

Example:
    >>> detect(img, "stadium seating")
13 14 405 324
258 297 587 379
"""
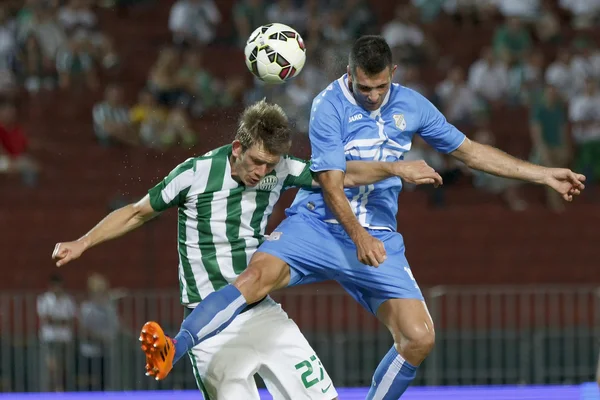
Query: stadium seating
0 0 598 292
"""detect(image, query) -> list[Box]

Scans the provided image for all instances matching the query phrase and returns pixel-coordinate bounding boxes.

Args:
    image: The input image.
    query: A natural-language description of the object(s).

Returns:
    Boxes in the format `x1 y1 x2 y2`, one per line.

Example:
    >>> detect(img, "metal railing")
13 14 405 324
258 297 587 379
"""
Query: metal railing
0 285 598 392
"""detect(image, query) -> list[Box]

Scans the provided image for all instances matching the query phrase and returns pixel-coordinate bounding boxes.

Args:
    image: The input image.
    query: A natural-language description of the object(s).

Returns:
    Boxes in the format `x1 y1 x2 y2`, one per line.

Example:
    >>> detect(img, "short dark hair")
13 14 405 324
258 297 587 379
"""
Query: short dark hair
236 99 292 155
349 35 393 77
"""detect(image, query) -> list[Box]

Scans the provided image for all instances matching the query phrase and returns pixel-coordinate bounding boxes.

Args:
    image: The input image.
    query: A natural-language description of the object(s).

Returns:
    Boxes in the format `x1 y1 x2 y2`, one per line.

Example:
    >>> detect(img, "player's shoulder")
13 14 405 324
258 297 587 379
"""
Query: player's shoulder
280 153 308 165
276 154 310 181
312 77 347 110
167 145 230 179
196 144 232 161
389 83 428 105
189 144 232 167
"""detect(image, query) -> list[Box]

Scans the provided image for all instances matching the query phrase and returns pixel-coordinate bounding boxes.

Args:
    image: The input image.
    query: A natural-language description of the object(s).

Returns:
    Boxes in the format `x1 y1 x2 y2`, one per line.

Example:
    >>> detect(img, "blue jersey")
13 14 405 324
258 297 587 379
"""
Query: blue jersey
287 74 466 231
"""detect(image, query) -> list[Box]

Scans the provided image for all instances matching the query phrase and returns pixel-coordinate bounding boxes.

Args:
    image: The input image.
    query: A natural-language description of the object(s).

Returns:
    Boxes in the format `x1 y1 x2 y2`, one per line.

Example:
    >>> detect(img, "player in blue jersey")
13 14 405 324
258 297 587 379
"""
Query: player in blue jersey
145 36 586 398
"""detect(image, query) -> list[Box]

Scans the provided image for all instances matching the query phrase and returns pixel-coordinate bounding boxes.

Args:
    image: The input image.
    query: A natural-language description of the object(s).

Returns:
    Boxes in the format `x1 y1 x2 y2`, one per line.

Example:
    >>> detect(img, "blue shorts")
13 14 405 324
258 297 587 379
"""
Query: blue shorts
259 213 424 315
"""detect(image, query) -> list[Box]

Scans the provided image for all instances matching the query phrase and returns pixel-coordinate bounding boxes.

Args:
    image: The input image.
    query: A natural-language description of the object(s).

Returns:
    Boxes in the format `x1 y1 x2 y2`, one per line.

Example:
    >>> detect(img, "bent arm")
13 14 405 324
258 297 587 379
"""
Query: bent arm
79 195 159 251
317 170 367 242
344 161 395 187
451 138 547 184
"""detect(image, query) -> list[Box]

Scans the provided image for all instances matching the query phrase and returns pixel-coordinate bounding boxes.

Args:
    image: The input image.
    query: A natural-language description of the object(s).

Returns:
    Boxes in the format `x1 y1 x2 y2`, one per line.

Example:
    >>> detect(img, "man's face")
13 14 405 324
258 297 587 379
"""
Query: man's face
231 141 281 187
348 65 396 112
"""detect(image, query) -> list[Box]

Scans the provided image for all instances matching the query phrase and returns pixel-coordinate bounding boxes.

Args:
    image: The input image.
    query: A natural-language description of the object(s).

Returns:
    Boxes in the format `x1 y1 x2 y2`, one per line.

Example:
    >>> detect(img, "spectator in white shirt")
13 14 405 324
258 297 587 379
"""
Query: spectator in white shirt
382 5 429 63
570 38 600 95
569 78 600 183
559 0 600 29
436 66 480 125
266 0 308 36
468 46 509 103
169 0 221 47
492 0 540 21
545 48 574 100
37 274 76 392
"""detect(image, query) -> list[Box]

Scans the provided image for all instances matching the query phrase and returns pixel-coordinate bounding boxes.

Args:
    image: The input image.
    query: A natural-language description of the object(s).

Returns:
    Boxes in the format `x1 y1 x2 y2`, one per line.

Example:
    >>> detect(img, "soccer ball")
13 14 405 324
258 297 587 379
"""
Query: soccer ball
244 23 306 84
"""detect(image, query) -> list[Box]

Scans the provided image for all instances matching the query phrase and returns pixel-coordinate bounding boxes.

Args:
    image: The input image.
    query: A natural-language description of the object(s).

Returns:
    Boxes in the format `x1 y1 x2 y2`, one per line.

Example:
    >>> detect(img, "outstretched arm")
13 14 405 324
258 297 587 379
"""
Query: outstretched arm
344 160 443 187
451 138 585 201
52 158 197 267
52 195 159 267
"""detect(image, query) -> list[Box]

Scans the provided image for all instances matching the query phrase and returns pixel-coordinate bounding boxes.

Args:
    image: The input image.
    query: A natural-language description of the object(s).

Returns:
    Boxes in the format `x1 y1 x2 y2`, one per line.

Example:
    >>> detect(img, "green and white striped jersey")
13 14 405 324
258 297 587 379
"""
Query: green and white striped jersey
148 144 314 305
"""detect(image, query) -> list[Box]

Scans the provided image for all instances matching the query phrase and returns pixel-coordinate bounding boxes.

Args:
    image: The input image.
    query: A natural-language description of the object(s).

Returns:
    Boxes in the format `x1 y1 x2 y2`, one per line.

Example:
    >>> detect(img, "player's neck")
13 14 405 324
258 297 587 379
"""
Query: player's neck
229 155 243 184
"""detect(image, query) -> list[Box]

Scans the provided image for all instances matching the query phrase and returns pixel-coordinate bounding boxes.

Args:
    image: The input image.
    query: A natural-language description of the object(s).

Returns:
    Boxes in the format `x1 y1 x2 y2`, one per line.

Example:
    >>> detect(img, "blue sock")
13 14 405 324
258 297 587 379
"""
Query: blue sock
366 346 417 400
172 284 247 363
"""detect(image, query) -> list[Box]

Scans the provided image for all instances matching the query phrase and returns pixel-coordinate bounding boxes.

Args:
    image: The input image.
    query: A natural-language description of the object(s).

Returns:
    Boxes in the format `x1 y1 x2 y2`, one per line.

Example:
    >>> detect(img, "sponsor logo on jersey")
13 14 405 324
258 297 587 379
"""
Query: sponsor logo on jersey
257 175 278 191
348 113 363 123
393 114 407 131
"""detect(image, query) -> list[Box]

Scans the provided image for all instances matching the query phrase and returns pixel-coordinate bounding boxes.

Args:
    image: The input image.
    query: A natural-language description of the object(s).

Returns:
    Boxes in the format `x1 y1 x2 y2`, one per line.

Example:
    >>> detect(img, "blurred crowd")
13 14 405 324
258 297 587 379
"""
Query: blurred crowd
2 0 600 206
36 272 123 392
0 0 598 392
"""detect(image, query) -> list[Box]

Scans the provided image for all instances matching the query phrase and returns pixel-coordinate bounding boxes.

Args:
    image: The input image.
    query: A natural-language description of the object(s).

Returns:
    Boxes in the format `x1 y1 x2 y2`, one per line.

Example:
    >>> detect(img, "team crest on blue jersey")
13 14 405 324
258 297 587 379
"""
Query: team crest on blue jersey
393 114 407 131
257 175 278 191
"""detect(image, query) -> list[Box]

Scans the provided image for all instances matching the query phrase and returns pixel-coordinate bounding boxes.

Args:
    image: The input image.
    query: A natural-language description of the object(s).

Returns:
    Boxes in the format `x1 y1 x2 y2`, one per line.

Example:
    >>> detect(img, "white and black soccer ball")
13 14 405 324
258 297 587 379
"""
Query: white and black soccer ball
244 23 306 85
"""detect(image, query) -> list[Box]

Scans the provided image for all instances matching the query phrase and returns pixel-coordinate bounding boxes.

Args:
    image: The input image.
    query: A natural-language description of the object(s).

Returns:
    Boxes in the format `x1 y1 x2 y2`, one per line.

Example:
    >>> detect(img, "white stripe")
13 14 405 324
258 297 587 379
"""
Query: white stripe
209 161 238 287
381 148 405 160
257 169 289 249
376 118 386 160
386 138 412 152
349 186 365 216
182 159 212 300
372 354 406 400
161 168 194 205
357 184 374 226
239 190 260 267
178 261 190 304
346 148 379 158
209 190 236 284
286 158 307 177
337 75 357 105
344 138 385 150
195 295 247 341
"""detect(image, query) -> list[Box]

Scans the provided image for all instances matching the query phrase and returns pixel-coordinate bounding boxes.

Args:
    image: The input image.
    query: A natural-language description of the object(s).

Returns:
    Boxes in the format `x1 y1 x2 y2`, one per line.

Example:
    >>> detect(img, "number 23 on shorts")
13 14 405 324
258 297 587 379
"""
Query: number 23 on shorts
294 354 332 393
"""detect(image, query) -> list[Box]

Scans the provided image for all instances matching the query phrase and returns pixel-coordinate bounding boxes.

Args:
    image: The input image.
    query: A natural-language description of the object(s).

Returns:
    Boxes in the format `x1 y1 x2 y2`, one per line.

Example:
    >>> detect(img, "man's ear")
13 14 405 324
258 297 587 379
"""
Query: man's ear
232 140 243 158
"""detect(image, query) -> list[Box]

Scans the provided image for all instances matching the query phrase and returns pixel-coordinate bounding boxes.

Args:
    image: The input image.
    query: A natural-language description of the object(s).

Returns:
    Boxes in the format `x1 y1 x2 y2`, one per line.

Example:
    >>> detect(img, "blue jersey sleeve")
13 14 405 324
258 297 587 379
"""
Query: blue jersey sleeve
308 97 346 173
416 92 466 154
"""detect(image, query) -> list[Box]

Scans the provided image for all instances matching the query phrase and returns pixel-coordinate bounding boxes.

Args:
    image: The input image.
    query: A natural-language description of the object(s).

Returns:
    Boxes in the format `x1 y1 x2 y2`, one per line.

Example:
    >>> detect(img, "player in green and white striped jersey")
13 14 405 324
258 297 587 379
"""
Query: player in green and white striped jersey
52 100 442 399
147 143 317 306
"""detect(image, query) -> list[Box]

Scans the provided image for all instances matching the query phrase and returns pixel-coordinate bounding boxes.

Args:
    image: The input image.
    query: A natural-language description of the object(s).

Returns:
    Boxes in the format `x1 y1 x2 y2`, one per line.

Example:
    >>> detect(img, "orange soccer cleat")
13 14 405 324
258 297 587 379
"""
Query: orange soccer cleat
139 321 175 381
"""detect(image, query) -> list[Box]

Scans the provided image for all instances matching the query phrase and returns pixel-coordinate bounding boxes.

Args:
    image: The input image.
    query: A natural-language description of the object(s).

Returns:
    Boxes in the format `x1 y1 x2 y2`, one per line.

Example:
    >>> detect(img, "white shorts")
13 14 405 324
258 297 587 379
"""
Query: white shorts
186 297 337 400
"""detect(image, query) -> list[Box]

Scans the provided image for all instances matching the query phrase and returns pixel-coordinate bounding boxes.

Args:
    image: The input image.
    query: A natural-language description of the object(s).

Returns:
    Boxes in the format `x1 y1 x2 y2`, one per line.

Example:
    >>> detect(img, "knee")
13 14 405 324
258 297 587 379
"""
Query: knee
233 265 272 304
396 328 435 363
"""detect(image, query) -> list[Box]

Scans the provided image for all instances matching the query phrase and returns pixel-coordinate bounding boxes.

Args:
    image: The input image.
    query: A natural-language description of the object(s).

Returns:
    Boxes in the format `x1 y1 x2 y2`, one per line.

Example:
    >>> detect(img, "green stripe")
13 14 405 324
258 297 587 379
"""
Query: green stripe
226 187 248 275
177 201 197 303
148 158 195 211
197 155 228 291
188 351 211 399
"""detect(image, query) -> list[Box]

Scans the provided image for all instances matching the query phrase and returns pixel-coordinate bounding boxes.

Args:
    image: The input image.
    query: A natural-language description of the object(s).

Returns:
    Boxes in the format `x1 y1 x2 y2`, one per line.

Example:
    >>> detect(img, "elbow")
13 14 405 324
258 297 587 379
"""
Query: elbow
130 203 150 223
343 176 357 187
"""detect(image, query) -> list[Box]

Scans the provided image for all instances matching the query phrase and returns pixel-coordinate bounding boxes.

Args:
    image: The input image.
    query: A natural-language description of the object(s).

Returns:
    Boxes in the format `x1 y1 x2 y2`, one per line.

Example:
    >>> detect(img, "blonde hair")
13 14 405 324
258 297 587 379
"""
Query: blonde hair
236 99 292 155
